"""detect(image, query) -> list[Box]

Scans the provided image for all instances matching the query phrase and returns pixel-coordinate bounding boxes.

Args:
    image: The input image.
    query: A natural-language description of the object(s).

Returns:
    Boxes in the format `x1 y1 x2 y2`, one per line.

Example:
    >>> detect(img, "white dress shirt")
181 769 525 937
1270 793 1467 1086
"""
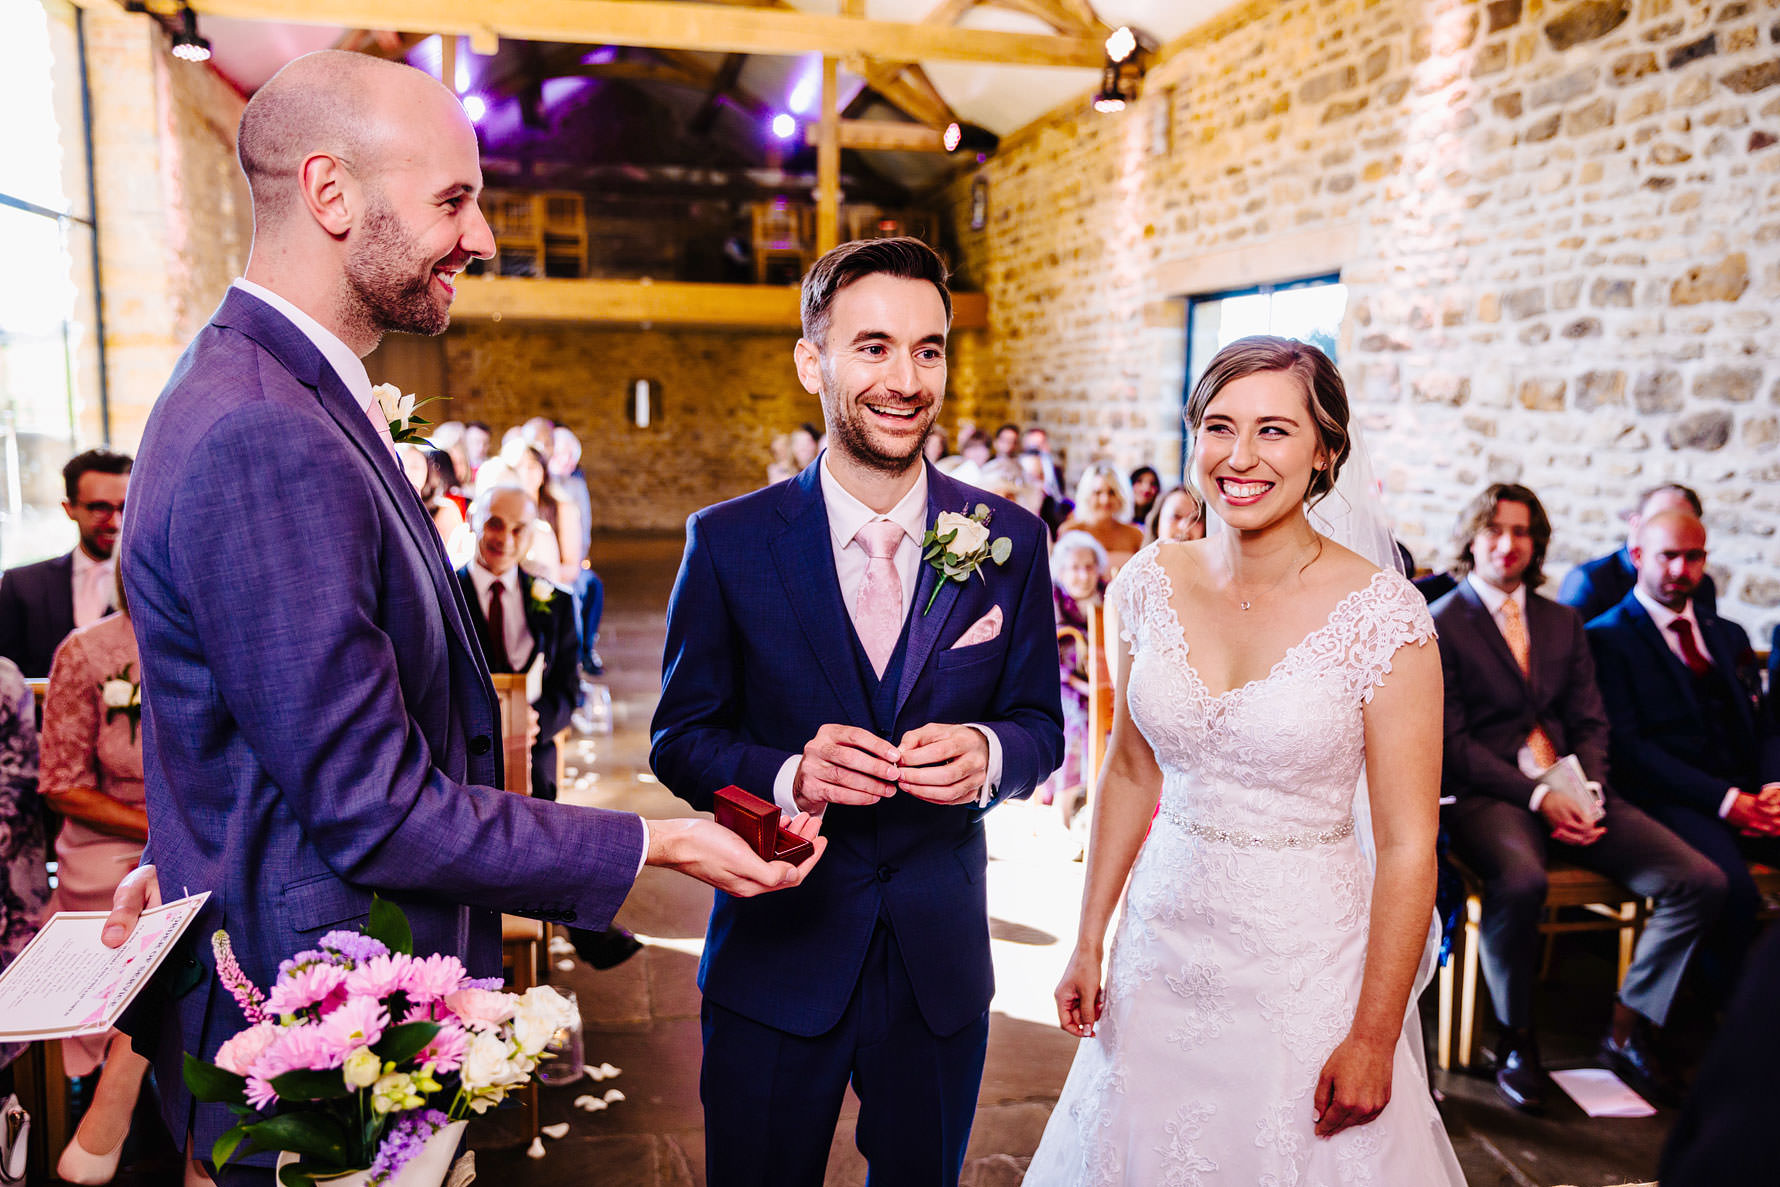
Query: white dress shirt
468 561 535 672
1631 586 1741 818
71 547 115 628
231 279 398 460
772 455 1004 816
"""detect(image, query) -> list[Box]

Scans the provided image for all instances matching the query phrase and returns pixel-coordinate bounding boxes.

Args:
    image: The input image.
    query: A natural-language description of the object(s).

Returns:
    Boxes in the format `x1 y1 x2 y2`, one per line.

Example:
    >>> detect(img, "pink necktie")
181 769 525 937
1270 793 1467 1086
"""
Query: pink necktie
854 519 905 678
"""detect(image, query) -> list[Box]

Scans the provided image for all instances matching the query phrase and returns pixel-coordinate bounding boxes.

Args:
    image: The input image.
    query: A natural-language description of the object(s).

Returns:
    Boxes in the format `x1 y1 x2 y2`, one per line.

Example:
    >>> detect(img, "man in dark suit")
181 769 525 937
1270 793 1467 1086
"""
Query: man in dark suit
456 485 578 800
651 238 1064 1187
1588 510 1780 993
1433 485 1723 1110
0 449 131 677
1559 482 1717 623
102 52 818 1182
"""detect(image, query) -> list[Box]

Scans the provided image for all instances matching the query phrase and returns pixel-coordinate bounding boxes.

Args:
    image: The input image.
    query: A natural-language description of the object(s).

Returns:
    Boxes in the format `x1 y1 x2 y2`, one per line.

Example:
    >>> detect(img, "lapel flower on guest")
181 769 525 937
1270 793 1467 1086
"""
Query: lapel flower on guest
526 576 557 616
100 664 143 744
371 382 438 445
920 504 1013 614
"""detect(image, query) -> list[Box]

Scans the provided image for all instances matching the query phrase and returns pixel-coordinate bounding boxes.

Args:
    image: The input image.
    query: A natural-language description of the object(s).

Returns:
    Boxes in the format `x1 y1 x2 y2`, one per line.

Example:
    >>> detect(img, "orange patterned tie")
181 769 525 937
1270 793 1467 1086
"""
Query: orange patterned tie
1499 599 1560 769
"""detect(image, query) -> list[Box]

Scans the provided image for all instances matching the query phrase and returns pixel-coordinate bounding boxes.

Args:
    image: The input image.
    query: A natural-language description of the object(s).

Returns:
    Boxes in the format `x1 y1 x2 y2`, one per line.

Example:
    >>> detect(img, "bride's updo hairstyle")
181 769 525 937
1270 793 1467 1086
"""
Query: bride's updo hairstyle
1185 335 1351 510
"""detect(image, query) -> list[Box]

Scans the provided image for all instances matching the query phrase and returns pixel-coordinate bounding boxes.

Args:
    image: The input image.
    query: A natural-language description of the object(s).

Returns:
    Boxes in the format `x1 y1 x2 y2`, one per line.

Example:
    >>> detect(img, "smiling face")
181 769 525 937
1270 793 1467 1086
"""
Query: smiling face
475 487 536 578
1156 488 1205 542
65 470 129 561
1191 370 1326 531
1057 544 1102 602
795 273 947 476
1468 498 1535 593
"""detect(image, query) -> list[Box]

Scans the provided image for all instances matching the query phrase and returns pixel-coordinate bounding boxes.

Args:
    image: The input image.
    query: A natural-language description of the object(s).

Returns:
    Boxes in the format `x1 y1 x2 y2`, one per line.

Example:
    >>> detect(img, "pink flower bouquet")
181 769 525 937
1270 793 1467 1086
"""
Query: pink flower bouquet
183 900 577 1186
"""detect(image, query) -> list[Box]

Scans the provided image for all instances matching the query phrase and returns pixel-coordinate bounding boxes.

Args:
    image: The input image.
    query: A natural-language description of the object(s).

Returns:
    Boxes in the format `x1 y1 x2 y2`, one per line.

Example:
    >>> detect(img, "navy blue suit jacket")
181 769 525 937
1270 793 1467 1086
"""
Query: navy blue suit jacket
1585 592 1776 817
123 288 645 1161
650 460 1063 1038
0 550 76 678
1560 546 1718 624
456 565 579 796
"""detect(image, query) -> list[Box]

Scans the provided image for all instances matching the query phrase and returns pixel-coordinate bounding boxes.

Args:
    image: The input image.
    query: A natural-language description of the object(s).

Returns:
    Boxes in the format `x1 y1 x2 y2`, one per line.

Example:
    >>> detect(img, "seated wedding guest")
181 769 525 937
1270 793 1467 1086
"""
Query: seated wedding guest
767 433 795 485
1415 567 1458 604
922 423 948 465
1432 485 1724 1110
1059 462 1144 575
550 427 604 676
0 449 131 678
1128 465 1161 528
0 657 49 1077
1047 531 1108 831
790 422 820 471
993 422 1022 459
456 485 640 969
1143 483 1205 545
975 457 1048 525
43 568 154 1183
397 443 467 546
1588 510 1780 991
462 419 492 479
1561 482 1718 623
1020 450 1072 535
522 415 555 457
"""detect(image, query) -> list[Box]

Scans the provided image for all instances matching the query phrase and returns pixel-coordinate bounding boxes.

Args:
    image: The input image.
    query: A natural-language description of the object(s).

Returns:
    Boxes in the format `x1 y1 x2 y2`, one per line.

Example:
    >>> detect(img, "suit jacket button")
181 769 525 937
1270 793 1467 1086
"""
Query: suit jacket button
876 865 894 883
469 734 492 756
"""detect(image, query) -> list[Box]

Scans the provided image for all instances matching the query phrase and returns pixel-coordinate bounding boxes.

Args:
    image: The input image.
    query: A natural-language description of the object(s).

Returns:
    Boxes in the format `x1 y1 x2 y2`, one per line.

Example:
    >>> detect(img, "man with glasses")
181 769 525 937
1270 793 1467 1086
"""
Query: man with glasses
0 449 132 677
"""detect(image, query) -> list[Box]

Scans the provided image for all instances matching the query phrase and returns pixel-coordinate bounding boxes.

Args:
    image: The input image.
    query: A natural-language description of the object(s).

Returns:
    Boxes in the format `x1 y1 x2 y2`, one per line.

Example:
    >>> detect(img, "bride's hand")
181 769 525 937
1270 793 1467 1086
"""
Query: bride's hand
1312 1034 1394 1137
1055 946 1105 1037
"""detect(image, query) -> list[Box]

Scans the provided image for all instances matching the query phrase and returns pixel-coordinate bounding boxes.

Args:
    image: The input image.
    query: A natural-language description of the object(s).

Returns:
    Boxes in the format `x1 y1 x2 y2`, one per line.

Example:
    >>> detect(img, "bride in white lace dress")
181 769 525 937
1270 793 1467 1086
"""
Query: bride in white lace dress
1025 337 1465 1186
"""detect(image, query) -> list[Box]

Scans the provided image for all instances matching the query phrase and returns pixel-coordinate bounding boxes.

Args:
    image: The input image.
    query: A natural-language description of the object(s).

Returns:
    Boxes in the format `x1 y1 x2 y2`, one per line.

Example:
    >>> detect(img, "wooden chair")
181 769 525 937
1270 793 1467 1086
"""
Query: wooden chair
750 199 812 285
1437 859 1651 1071
487 674 545 1147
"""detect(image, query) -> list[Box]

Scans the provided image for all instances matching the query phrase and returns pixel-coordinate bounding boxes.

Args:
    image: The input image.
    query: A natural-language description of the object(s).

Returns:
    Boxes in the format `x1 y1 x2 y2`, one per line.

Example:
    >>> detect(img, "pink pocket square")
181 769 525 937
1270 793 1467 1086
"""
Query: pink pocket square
950 606 1003 649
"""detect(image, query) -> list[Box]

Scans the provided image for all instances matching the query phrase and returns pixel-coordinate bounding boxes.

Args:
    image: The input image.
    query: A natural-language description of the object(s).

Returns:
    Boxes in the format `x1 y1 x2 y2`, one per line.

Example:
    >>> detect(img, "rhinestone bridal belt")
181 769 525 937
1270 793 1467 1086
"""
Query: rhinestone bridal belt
1157 804 1356 850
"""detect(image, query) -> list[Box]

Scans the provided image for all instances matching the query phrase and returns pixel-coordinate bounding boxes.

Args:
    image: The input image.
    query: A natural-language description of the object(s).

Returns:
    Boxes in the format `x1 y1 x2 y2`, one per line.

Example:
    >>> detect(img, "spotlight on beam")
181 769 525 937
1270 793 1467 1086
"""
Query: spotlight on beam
942 121 998 155
1105 26 1137 64
771 113 797 140
170 1 211 62
462 94 488 122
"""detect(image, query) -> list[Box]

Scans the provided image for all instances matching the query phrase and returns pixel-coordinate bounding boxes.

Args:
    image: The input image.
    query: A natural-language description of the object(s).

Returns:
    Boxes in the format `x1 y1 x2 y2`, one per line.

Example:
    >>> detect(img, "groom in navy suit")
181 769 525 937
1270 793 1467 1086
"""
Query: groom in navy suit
106 53 818 1182
651 238 1063 1187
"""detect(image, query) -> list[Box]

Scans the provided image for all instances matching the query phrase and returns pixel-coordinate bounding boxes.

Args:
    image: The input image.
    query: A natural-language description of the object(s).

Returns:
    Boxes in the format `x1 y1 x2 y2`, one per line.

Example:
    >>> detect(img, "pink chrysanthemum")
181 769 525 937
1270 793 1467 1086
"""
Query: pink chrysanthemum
244 1076 277 1111
247 1024 340 1101
343 953 417 1001
213 1021 280 1078
316 994 388 1053
419 1019 470 1074
264 963 349 1017
402 953 470 1003
442 987 515 1031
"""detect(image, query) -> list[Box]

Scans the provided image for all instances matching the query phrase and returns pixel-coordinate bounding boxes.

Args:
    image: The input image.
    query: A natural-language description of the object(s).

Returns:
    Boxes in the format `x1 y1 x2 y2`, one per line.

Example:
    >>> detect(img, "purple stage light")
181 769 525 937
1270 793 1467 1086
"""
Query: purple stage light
462 94 488 122
771 113 796 140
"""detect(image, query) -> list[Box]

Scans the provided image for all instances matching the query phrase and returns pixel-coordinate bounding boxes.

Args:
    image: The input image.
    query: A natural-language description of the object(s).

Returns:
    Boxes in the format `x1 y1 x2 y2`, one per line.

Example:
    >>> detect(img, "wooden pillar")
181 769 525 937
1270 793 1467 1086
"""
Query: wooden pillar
441 32 457 93
816 54 840 253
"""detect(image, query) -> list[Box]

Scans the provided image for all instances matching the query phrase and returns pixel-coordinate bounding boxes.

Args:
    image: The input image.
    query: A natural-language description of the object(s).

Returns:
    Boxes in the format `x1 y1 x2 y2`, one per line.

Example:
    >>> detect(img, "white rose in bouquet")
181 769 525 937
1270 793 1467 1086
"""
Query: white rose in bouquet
102 679 134 709
935 510 989 556
511 986 577 1056
461 1031 529 1093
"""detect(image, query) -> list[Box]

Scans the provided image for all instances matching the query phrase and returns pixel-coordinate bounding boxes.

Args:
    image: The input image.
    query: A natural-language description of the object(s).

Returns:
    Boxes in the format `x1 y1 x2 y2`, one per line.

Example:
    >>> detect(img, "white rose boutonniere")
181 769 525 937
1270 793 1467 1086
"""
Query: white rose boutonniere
100 664 143 743
920 504 1013 613
527 577 556 614
370 382 438 445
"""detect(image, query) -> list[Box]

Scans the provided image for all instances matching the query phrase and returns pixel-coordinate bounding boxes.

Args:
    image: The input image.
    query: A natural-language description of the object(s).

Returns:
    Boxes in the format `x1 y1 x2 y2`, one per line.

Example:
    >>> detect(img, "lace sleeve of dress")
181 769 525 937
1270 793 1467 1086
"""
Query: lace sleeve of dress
1348 570 1438 706
40 631 100 796
0 662 37 856
1105 544 1152 657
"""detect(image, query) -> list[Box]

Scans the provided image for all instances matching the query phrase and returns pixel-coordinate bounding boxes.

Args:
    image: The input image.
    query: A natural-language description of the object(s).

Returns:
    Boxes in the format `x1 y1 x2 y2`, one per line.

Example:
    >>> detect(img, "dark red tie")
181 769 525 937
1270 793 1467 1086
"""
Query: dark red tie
486 580 510 673
1669 618 1712 677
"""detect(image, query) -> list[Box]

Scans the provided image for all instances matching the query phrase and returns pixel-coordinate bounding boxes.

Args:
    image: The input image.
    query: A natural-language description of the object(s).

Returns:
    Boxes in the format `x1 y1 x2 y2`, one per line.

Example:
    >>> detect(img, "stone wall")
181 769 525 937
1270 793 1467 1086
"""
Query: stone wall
87 5 250 450
946 0 1780 637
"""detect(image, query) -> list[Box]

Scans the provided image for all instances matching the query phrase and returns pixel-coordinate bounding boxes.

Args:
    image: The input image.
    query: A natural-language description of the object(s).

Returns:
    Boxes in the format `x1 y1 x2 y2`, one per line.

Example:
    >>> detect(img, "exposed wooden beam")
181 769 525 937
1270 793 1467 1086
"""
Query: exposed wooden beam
815 56 840 253
690 52 748 135
804 119 947 153
163 0 1104 68
848 56 957 128
924 0 979 27
451 275 987 329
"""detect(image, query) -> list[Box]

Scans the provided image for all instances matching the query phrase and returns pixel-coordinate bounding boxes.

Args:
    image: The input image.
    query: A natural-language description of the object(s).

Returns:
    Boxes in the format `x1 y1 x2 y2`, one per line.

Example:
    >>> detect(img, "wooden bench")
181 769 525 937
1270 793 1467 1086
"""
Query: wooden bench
1437 857 1780 1071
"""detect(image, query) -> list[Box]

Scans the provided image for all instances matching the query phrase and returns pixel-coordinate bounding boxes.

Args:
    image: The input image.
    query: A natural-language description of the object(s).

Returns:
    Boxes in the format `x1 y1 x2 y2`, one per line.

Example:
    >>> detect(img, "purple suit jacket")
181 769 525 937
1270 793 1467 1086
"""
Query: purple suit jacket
121 287 644 1165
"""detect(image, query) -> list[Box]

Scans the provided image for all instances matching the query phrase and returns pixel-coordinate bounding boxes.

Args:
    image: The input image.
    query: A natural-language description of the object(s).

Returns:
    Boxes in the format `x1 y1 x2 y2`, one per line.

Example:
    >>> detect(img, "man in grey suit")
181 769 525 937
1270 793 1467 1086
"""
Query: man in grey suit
1432 484 1723 1111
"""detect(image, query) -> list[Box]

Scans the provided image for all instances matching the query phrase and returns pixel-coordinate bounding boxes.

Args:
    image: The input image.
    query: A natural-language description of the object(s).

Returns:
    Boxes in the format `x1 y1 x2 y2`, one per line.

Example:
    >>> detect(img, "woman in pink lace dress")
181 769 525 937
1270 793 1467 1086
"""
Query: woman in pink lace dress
41 575 148 1185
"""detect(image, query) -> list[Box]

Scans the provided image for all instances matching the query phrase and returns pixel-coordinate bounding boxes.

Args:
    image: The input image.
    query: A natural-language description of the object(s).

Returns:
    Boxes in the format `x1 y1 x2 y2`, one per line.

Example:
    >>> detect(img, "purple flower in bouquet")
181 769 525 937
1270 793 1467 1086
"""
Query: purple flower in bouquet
212 931 269 1025
264 962 349 1016
318 930 391 966
276 949 329 981
345 952 418 1001
367 1108 450 1185
317 995 389 1053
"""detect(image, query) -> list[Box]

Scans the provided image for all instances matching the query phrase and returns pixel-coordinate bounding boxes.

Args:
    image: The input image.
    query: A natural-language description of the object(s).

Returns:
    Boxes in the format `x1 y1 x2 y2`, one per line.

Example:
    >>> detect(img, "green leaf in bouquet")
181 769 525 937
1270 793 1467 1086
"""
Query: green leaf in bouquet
184 1054 248 1103
373 1020 441 1066
269 1068 354 1101
212 1123 252 1169
365 896 414 955
247 1113 353 1167
990 536 1013 565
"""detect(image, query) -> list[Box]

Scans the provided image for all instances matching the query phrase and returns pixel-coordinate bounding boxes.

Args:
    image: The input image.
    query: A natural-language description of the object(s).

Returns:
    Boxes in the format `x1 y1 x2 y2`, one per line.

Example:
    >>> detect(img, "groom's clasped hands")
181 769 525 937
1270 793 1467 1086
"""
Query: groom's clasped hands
791 721 990 812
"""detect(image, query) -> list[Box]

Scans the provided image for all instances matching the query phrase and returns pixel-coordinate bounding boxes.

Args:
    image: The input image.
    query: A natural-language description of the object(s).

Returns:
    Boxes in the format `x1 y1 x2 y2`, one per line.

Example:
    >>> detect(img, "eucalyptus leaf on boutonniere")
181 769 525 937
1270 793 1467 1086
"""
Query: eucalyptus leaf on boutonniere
920 505 1013 613
371 382 439 445
100 663 143 744
526 577 557 615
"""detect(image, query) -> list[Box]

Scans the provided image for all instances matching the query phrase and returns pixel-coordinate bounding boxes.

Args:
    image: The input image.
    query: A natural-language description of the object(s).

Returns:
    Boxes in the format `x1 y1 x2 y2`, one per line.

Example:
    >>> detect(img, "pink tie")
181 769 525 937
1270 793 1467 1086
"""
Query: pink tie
854 519 905 678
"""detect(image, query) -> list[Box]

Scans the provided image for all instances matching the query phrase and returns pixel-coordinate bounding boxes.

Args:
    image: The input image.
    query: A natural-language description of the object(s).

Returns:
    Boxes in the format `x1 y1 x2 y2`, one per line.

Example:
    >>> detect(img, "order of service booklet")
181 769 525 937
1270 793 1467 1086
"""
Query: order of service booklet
0 892 209 1042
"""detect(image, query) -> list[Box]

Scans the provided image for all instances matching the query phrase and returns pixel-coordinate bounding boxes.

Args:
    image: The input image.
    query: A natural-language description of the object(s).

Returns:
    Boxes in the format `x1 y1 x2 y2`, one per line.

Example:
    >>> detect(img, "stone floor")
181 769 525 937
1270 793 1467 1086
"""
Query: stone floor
85 531 1691 1185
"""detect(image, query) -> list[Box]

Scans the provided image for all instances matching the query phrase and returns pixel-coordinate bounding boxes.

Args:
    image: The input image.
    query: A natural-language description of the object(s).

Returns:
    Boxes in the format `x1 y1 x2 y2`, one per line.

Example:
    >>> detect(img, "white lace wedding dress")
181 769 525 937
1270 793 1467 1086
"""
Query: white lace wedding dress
1025 545 1465 1186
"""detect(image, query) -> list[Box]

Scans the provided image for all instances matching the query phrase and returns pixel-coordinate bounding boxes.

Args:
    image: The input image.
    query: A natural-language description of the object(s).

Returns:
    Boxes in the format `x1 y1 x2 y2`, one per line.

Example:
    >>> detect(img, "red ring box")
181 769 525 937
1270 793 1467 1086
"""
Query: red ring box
713 785 815 864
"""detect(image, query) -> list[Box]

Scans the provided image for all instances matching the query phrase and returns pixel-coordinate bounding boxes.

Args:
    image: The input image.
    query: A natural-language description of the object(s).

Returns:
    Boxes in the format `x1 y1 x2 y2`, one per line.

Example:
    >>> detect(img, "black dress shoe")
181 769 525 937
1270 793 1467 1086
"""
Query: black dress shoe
570 925 643 970
1599 1021 1684 1108
1493 1028 1546 1112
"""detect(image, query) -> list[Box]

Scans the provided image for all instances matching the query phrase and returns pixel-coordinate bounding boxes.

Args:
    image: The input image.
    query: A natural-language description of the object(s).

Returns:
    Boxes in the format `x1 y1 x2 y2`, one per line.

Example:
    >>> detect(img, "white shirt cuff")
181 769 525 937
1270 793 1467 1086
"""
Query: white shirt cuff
969 724 1002 808
636 816 649 877
773 753 803 817
1528 784 1549 813
1719 788 1742 819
